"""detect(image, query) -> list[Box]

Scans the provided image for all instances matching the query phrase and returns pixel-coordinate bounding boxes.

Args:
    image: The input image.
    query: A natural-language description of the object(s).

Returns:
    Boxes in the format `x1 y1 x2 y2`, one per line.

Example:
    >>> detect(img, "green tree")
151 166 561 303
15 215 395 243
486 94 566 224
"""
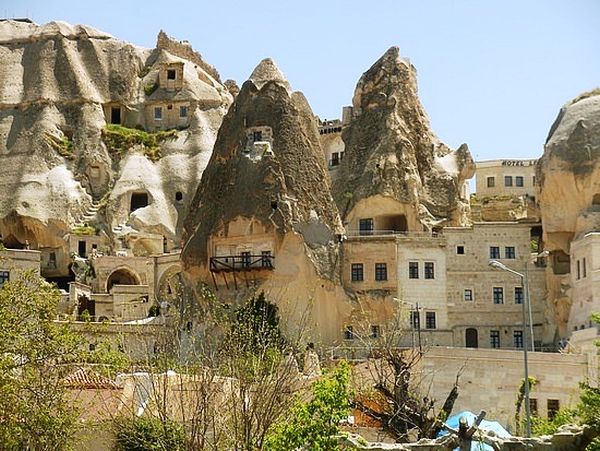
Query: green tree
264 360 352 451
113 416 186 451
0 270 83 450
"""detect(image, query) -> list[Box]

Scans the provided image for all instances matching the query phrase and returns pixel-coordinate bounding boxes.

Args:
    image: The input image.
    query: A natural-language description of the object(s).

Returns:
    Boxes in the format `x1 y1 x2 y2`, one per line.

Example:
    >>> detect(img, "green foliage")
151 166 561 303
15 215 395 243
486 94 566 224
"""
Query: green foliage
83 339 131 377
0 270 83 450
579 382 600 431
144 82 158 96
72 225 96 236
264 360 352 451
530 239 539 253
46 133 74 159
530 408 576 436
102 124 177 162
114 416 186 451
514 376 538 435
232 291 284 355
587 436 600 451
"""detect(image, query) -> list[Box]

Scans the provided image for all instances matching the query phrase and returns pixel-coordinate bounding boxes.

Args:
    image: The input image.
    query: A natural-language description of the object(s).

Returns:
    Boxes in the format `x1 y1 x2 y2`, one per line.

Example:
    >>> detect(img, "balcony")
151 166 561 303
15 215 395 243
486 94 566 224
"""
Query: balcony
209 254 275 272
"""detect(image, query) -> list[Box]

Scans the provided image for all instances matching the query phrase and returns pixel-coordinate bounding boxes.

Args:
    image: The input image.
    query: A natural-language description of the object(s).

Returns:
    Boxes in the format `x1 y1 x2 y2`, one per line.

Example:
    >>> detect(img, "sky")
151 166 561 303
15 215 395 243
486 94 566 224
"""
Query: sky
3 0 599 161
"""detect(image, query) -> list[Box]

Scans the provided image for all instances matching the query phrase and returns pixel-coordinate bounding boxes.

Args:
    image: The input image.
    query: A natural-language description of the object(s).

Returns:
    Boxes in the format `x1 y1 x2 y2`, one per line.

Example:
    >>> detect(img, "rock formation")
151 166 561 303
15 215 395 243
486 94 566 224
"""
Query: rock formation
537 88 600 337
182 58 350 342
333 47 475 233
0 19 231 277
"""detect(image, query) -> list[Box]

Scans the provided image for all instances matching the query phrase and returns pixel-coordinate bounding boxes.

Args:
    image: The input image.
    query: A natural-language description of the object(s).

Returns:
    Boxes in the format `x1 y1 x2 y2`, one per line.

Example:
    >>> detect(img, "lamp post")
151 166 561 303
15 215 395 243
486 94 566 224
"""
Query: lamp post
489 259 532 438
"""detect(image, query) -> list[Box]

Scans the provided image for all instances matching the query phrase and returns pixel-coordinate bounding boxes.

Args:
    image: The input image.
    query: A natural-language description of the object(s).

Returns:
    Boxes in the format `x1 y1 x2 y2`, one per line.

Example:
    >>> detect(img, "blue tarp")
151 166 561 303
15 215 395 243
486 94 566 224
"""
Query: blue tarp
439 411 512 451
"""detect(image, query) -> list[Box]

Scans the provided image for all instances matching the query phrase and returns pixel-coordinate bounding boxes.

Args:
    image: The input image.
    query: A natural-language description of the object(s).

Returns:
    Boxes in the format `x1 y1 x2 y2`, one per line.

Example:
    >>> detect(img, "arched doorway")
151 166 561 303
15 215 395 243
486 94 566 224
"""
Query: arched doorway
465 328 479 348
106 268 141 292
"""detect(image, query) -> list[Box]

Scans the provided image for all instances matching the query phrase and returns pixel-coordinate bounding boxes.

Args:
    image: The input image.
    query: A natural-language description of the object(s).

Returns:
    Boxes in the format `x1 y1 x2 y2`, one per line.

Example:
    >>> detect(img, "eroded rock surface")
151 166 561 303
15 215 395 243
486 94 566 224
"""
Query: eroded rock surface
182 59 348 342
333 47 474 232
0 20 231 275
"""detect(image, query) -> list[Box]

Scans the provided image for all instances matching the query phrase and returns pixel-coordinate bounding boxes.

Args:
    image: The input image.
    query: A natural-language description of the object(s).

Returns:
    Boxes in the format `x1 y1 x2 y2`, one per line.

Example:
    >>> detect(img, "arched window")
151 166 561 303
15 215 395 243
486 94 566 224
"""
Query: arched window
106 268 141 291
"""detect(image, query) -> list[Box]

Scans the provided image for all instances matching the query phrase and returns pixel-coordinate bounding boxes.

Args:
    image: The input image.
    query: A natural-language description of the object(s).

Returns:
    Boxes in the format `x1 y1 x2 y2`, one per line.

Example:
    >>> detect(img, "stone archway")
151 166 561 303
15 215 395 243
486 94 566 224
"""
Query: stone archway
106 267 141 292
157 265 183 303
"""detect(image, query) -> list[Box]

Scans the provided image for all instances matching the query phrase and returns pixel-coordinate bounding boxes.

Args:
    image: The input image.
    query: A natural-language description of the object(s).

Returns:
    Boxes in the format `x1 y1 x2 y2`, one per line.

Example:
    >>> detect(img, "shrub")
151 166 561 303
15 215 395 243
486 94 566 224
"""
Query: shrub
114 416 185 451
102 124 177 162
46 133 74 159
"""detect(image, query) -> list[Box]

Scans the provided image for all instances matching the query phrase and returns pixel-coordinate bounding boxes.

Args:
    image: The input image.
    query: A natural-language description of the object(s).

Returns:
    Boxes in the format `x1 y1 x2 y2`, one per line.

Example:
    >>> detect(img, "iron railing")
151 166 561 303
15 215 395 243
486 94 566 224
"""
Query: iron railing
209 255 275 272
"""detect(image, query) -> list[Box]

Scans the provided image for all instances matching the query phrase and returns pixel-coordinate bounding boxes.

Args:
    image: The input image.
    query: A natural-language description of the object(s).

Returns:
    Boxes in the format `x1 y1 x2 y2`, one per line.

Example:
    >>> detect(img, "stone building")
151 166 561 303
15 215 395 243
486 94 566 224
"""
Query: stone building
475 159 538 198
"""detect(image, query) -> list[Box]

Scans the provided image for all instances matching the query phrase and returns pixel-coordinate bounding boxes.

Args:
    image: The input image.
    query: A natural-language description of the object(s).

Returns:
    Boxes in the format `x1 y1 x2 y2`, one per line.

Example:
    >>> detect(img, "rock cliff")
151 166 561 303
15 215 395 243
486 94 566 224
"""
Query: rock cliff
0 20 231 274
182 58 343 279
538 89 600 250
333 47 474 231
537 88 600 337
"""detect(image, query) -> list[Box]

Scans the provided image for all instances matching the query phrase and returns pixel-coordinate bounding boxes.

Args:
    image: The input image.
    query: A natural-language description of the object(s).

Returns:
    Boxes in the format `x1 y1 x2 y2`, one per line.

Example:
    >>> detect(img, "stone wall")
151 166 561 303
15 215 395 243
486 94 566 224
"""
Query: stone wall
156 30 220 81
421 347 594 429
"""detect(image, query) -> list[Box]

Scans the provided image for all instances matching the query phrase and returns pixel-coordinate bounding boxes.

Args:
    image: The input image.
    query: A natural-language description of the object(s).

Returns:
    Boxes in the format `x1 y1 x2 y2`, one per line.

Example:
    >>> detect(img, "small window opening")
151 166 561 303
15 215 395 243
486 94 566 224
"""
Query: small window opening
175 191 183 202
167 69 176 80
270 200 278 210
130 192 149 212
167 104 173 110
457 245 465 255
253 131 263 142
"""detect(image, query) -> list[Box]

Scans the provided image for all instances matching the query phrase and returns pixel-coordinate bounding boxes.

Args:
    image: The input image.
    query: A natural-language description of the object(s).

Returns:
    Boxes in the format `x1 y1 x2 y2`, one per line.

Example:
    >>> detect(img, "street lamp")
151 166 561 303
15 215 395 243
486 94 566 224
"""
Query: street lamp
489 259 532 438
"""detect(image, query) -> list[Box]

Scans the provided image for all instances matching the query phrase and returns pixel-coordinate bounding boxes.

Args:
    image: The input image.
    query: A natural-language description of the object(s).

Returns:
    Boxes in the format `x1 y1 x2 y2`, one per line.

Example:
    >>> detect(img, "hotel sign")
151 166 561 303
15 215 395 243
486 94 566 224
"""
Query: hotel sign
501 160 537 166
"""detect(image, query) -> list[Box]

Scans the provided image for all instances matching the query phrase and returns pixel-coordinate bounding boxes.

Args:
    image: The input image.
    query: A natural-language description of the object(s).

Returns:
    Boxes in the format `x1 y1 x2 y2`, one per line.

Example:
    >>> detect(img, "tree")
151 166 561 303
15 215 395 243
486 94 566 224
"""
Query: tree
0 270 83 450
264 360 352 450
352 307 461 441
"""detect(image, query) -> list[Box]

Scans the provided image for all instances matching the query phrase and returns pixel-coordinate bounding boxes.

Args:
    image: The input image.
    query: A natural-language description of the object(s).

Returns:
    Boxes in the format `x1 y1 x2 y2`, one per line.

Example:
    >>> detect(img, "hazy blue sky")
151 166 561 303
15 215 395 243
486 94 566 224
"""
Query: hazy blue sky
3 0 599 160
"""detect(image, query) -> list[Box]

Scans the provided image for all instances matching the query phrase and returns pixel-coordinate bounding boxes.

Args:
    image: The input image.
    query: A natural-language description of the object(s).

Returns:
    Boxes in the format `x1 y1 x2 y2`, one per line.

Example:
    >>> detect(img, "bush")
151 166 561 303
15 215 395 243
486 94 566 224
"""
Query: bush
530 408 576 436
114 416 185 451
102 124 177 162
264 360 352 451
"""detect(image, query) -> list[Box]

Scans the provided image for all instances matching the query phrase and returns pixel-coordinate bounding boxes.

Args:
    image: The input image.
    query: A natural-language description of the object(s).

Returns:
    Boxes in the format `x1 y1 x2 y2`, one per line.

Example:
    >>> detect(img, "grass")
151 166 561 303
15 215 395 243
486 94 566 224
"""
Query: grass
72 225 96 236
101 124 177 162
144 82 159 96
46 133 74 160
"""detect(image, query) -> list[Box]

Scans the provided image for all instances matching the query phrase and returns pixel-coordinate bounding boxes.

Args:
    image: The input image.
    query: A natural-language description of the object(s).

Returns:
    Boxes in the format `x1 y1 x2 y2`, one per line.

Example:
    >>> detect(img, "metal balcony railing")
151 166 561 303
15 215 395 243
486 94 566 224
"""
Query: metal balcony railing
346 230 442 238
209 255 275 272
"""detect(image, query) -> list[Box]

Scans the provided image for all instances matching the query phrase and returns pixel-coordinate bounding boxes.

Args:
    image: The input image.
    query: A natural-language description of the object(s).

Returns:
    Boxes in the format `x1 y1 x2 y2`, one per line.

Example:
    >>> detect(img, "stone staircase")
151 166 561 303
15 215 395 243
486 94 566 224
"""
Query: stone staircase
74 200 101 228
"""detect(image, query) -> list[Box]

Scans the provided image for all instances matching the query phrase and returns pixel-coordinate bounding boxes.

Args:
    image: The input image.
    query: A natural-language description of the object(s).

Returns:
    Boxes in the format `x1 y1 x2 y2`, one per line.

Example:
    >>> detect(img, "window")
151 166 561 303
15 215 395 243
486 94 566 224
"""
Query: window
514 330 524 348
529 398 538 415
487 177 495 188
533 175 536 186
505 175 513 187
514 286 524 304
490 246 500 259
505 246 516 259
456 245 465 255
464 289 473 301
424 262 435 279
252 131 262 142
179 105 188 118
370 325 380 339
331 152 340 166
0 270 9 288
351 263 364 282
359 218 374 236
516 176 524 187
583 258 587 278
490 330 500 348
344 325 354 340
167 69 176 80
410 311 420 329
241 251 251 268
261 251 272 268
425 312 436 329
493 287 504 304
547 399 560 420
154 107 162 120
375 263 387 281
175 191 183 202
408 262 419 279
577 259 581 279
